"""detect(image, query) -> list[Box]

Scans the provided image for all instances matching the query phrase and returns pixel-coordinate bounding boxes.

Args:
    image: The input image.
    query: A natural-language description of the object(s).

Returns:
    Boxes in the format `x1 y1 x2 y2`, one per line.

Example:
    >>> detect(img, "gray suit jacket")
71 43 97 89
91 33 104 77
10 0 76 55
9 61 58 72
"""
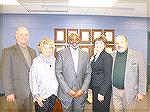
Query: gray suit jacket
111 49 147 103
56 47 92 108
2 44 36 100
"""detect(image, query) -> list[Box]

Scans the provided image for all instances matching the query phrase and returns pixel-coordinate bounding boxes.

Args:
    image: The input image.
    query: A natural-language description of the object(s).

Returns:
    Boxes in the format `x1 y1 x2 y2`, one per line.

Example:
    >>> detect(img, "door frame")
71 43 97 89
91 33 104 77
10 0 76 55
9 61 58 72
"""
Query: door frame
147 32 150 84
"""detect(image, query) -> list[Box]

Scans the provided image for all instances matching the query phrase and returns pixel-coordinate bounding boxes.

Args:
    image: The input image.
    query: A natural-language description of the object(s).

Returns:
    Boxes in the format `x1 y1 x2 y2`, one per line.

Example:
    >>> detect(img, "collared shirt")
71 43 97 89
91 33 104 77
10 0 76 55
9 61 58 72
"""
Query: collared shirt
29 53 58 101
90 52 101 62
19 45 31 67
70 47 79 73
94 52 101 61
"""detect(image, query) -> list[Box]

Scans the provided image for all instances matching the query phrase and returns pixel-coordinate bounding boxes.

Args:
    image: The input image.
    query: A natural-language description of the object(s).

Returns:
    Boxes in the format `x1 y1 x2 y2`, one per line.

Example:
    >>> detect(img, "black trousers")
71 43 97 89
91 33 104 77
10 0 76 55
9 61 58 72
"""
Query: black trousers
92 85 112 112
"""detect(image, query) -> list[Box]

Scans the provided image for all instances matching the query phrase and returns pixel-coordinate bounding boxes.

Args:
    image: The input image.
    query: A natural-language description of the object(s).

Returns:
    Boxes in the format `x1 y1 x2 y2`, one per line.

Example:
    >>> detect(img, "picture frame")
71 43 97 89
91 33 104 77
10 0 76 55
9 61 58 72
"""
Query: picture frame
67 29 78 43
105 44 114 53
54 45 66 57
104 29 115 44
91 45 97 56
80 29 91 44
54 29 66 43
92 29 103 44
55 45 66 52
80 46 91 57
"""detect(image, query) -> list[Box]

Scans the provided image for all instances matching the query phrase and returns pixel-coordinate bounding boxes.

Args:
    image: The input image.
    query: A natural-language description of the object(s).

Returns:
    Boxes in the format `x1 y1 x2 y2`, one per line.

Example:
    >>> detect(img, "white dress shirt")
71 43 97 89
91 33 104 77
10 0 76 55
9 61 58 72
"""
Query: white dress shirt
70 47 79 73
29 53 58 101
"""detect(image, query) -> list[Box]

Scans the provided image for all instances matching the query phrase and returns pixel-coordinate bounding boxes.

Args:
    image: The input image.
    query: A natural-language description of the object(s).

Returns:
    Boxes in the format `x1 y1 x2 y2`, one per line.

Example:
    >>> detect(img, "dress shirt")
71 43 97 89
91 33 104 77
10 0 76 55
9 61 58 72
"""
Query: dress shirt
30 53 58 101
94 52 100 61
70 47 79 73
90 52 101 62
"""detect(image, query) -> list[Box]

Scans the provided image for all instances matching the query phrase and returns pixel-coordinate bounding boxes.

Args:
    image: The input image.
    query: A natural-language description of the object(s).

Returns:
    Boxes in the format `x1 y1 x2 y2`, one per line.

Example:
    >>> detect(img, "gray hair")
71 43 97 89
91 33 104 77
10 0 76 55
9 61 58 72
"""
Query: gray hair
115 35 128 42
16 26 29 35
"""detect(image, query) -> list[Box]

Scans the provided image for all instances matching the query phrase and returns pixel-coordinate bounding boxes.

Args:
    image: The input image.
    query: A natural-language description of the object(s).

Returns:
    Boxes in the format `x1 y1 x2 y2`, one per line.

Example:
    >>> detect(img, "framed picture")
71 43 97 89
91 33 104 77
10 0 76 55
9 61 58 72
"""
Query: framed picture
67 29 78 43
80 46 90 57
105 45 114 53
55 45 66 52
54 45 66 57
92 29 103 44
104 29 115 44
54 29 66 43
80 29 91 44
91 45 98 56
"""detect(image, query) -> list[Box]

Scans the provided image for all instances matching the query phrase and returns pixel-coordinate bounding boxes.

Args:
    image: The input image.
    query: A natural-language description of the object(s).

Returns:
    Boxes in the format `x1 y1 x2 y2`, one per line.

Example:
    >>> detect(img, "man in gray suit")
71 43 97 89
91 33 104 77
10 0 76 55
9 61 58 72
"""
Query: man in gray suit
56 33 92 112
111 35 147 112
2 26 36 112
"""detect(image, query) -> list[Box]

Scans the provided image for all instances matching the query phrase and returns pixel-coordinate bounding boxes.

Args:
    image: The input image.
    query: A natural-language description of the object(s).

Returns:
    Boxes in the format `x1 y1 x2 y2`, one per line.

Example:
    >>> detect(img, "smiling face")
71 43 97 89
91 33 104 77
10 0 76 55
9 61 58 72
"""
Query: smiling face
115 35 128 53
16 27 29 47
68 33 80 50
39 38 55 58
41 44 54 58
95 40 105 53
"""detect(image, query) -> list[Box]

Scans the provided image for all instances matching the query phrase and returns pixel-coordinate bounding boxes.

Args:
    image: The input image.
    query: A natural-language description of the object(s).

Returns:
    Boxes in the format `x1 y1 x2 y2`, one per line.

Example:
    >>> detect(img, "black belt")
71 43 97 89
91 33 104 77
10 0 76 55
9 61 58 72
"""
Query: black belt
117 87 124 90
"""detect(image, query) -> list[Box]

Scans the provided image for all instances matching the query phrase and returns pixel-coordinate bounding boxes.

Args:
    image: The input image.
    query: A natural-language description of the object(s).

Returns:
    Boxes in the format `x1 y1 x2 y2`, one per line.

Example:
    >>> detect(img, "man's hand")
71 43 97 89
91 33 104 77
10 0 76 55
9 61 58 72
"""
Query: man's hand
135 94 145 101
98 94 104 102
75 90 84 98
68 90 76 97
36 96 45 107
7 94 15 102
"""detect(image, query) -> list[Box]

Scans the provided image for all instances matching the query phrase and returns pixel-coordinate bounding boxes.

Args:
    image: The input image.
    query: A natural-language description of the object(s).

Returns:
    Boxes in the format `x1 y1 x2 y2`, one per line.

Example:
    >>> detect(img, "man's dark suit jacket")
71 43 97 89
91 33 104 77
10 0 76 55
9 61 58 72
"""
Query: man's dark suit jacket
2 44 36 100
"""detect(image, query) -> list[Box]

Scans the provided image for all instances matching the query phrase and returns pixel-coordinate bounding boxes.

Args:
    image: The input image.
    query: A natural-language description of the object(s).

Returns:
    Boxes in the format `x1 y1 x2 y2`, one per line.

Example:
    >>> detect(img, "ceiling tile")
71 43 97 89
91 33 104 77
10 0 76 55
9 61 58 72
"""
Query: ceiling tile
2 5 29 14
86 8 109 15
68 7 88 15
1 0 150 17
22 3 45 10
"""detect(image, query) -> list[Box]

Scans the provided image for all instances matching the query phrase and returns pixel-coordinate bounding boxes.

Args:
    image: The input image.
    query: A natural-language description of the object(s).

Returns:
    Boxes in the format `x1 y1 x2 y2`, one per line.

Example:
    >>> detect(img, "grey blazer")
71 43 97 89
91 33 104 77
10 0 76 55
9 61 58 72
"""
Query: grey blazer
111 49 147 104
56 47 92 108
2 44 36 100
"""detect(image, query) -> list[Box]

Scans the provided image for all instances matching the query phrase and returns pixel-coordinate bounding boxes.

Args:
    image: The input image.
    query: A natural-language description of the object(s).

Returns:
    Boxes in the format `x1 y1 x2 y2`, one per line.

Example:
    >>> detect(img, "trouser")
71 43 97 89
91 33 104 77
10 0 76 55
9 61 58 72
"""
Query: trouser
92 85 112 112
112 86 136 112
5 95 33 112
16 95 33 112
62 98 85 112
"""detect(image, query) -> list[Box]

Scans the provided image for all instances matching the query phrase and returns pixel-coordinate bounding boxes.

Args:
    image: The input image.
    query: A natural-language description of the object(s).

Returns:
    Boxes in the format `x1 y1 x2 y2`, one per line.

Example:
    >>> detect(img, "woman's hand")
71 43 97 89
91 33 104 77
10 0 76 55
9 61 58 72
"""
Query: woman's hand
36 96 45 107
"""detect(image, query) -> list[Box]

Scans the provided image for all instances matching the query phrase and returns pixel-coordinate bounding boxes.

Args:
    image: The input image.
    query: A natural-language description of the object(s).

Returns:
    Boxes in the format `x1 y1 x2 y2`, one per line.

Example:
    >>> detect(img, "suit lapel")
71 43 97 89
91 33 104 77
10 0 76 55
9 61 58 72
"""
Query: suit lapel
77 49 82 75
28 47 35 63
125 49 133 81
14 44 29 68
112 51 117 80
67 47 76 74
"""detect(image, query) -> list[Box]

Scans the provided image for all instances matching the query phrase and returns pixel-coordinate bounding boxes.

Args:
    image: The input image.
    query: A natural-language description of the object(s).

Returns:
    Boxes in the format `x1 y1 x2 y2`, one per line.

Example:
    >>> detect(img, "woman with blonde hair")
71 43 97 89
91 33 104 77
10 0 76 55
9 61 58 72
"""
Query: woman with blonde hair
29 38 62 112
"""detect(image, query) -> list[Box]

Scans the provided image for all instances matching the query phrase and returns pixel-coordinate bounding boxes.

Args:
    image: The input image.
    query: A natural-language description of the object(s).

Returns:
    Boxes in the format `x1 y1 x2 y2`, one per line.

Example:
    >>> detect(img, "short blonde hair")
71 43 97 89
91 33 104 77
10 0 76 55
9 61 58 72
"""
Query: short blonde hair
38 38 55 53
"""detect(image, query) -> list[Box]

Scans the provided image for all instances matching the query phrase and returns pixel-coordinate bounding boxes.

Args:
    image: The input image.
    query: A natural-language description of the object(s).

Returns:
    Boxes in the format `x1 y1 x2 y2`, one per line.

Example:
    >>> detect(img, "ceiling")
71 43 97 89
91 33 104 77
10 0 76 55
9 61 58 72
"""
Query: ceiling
1 0 150 17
